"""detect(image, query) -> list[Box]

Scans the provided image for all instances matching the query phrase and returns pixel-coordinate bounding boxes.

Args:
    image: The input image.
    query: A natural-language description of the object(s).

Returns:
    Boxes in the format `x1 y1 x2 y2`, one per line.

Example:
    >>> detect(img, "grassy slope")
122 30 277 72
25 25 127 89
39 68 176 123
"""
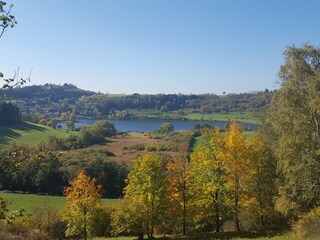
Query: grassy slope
0 121 73 150
0 192 117 213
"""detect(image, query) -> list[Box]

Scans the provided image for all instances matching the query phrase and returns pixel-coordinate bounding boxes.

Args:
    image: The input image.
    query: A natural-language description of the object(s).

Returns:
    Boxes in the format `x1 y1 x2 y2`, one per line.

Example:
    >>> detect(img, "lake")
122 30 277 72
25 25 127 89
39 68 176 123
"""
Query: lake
62 119 259 132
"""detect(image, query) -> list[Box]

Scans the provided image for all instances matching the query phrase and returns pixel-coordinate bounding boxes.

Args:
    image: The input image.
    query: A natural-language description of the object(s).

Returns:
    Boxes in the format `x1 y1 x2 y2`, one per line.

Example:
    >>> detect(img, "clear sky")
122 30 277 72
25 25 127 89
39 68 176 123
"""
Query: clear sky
1 0 320 94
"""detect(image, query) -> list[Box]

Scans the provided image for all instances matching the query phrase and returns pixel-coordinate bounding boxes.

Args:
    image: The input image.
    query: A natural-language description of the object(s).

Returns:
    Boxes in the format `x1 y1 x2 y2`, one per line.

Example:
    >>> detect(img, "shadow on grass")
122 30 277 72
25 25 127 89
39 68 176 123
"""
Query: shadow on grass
157 231 281 240
0 121 46 146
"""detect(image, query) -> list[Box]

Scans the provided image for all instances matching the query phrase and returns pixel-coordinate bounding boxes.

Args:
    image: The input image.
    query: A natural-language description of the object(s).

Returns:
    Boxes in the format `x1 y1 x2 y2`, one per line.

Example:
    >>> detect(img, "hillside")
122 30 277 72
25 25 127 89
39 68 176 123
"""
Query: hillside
0 121 73 150
3 83 272 122
3 83 94 101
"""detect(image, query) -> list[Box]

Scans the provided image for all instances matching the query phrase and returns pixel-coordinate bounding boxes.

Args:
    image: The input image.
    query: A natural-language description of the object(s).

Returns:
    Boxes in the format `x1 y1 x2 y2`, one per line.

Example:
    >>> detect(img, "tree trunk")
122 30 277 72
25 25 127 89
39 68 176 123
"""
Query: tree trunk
235 192 240 231
215 190 220 232
183 183 187 235
84 207 87 240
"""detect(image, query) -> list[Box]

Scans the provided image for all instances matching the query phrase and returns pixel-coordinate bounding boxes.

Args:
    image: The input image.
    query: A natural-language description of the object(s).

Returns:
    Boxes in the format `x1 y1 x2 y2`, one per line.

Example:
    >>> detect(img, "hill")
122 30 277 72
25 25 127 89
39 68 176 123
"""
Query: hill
3 83 273 121
3 83 94 101
0 121 73 150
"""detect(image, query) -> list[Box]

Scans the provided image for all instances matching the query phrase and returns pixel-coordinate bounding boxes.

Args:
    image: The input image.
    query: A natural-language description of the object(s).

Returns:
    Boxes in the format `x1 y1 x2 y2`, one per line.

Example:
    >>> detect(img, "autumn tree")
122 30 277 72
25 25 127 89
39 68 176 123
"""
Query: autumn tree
262 44 320 215
63 170 102 240
124 153 168 239
222 122 255 231
190 127 226 232
247 134 276 228
167 146 192 235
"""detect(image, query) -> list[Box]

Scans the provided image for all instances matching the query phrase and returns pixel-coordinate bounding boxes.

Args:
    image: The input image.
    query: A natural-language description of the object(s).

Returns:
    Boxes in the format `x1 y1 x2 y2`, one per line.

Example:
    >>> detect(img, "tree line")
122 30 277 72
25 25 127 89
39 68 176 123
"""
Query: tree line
5 85 272 119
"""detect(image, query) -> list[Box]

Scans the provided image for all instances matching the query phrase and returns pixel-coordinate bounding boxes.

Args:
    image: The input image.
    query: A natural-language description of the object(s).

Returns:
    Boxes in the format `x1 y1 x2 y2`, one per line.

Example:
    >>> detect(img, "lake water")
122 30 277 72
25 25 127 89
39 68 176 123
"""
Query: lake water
63 119 259 132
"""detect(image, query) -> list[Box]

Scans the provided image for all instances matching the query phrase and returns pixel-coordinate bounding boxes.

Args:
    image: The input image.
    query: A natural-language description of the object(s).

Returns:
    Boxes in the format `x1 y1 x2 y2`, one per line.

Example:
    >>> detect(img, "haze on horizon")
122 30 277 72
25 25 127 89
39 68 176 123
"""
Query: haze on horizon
1 0 320 95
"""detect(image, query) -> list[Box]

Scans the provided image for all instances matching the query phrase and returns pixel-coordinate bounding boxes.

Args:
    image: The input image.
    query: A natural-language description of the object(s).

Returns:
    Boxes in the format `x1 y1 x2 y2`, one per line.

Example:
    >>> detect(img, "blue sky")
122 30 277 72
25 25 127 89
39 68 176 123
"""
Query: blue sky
1 0 320 94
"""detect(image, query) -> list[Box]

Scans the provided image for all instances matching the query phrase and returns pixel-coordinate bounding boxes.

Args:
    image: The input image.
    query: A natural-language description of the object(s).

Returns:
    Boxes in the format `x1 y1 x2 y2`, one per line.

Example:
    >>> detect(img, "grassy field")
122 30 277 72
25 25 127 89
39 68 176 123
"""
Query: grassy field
127 109 261 124
0 121 73 150
0 192 117 213
182 111 261 124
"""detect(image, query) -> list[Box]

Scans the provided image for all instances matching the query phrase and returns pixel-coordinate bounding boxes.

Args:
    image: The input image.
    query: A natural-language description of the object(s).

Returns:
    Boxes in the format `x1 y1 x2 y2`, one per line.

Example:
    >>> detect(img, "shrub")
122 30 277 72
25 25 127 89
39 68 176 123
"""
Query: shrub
91 205 114 237
24 204 67 239
145 145 157 152
293 207 320 237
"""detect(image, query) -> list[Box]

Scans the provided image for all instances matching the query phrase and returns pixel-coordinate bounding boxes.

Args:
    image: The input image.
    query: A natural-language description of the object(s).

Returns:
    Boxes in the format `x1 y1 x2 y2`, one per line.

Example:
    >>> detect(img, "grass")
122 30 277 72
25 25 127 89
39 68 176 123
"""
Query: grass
182 111 261 124
92 233 319 240
0 192 118 213
127 109 261 124
0 121 73 150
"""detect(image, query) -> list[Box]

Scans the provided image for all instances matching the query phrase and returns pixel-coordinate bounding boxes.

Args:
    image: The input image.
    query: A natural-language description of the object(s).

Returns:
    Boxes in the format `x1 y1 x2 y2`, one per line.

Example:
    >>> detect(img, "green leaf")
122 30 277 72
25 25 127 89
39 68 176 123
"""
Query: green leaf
0 72 3 78
10 4 14 9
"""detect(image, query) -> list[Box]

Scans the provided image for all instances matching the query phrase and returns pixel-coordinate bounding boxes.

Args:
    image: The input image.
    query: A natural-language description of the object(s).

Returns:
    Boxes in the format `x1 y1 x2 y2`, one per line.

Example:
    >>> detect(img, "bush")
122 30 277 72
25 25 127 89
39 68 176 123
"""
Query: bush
128 144 145 151
24 204 67 239
91 205 114 237
145 145 157 152
293 207 320 237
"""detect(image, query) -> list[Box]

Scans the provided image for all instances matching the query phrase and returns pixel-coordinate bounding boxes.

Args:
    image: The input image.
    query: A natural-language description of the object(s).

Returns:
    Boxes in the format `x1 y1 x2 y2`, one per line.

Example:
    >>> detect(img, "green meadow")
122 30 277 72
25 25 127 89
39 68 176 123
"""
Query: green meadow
0 121 73 150
127 109 261 124
0 192 118 213
182 111 261 124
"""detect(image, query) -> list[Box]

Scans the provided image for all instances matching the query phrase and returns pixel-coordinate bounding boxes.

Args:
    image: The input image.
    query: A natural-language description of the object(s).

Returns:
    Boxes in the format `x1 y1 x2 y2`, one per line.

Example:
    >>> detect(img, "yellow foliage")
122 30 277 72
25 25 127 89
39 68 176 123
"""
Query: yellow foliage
62 169 101 239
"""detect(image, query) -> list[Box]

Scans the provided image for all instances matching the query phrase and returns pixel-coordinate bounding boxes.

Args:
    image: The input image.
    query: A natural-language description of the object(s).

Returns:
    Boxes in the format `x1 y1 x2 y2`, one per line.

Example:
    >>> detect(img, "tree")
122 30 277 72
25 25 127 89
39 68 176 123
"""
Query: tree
65 120 75 131
95 120 116 137
124 153 168 239
247 134 276 228
63 170 102 240
262 44 320 215
190 127 226 232
159 122 174 133
111 197 146 240
167 146 192 235
222 122 255 231
0 2 30 90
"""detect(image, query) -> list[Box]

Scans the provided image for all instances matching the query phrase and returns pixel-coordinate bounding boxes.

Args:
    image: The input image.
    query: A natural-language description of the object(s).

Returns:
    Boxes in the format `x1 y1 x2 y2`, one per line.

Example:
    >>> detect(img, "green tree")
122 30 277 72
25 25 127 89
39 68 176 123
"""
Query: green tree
190 127 226 232
65 120 75 131
159 122 174 133
262 44 320 215
247 134 276 228
63 170 101 240
124 153 168 239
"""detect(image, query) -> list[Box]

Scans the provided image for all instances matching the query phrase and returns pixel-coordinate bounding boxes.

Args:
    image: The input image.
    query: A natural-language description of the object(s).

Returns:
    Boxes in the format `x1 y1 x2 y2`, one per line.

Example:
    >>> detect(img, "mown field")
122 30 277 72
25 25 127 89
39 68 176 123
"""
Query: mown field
127 109 261 124
182 111 261 124
0 192 117 213
0 121 73 150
